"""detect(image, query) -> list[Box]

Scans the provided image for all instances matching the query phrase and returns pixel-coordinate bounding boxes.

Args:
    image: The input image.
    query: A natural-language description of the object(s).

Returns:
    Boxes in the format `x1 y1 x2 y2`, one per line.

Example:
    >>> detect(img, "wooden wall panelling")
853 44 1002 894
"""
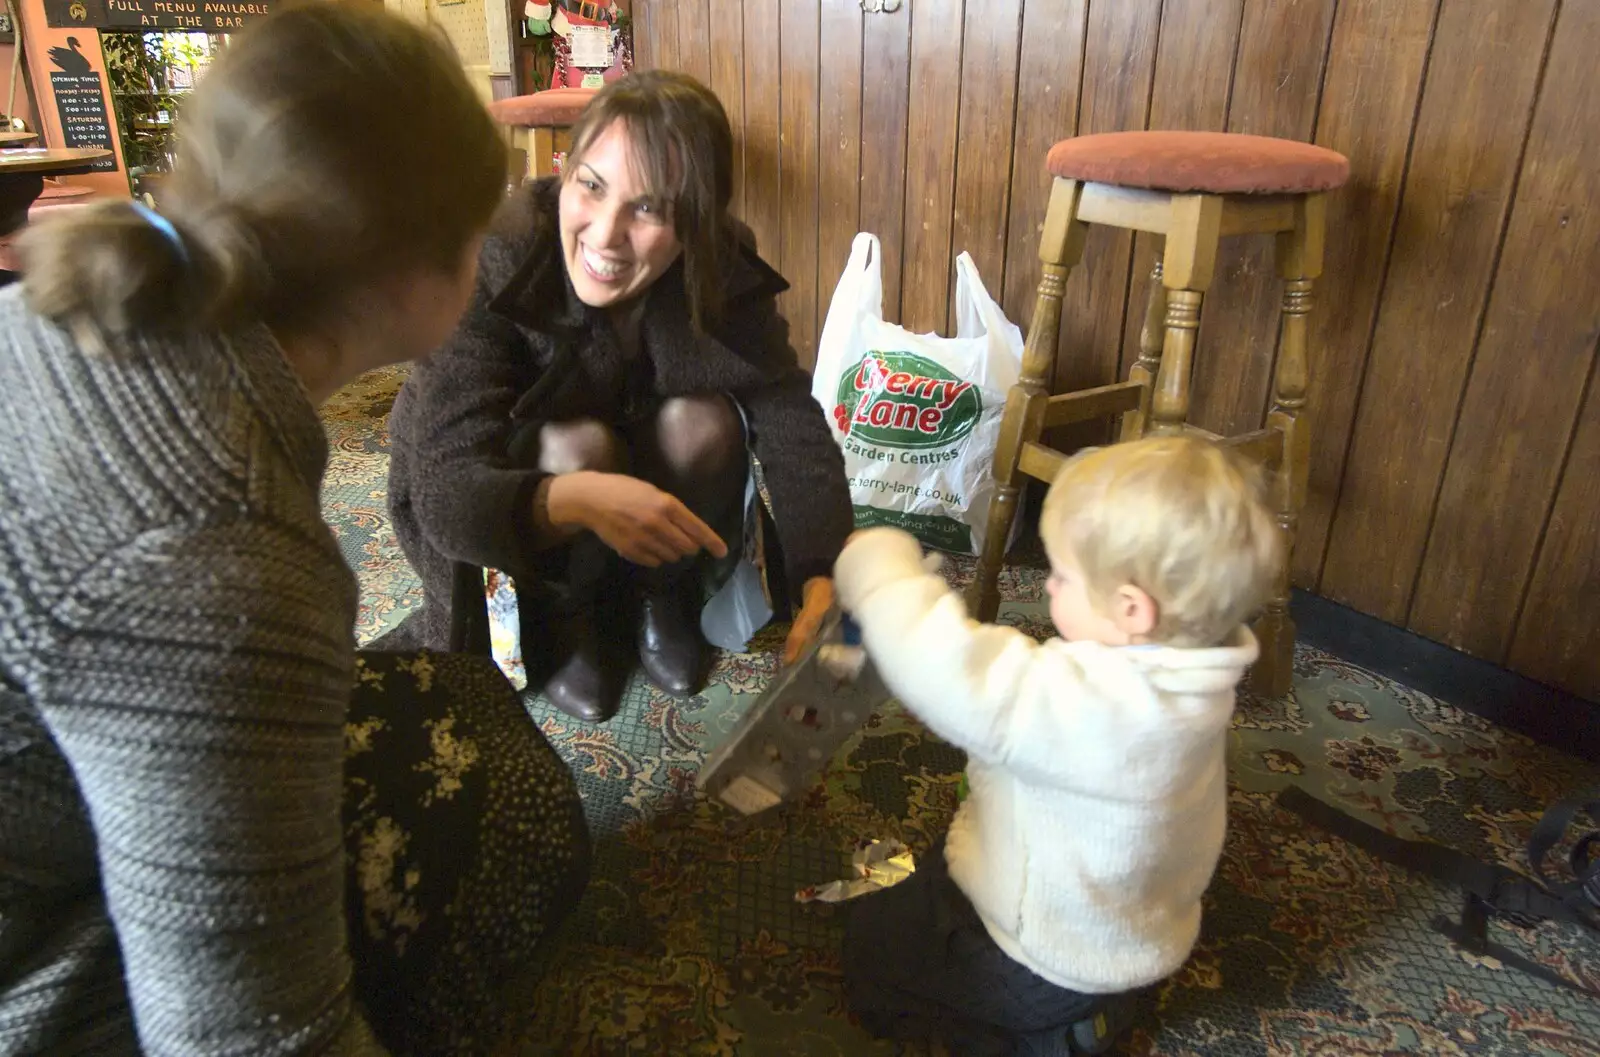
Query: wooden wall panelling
817 0 864 331
1319 0 1558 623
1292 0 1439 587
1120 0 1245 383
708 0 746 218
999 0 1089 334
778 0 821 365
649 0 1600 692
858 5 913 323
742 0 783 273
1413 0 1597 664
678 0 713 85
898 0 966 337
633 0 655 70
947 0 1024 335
654 0 682 72
1185 0 1336 439
1509 347 1600 700
1053 0 1163 401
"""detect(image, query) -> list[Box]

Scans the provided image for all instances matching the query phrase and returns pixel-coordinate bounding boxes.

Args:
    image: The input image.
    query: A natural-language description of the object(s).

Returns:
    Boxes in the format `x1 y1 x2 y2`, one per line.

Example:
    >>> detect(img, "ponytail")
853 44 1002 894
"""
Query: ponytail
17 4 505 346
19 199 263 338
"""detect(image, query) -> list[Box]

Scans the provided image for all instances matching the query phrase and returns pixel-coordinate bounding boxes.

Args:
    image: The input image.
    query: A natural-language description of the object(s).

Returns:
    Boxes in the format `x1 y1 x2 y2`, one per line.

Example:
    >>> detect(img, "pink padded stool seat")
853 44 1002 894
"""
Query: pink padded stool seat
29 183 95 218
36 183 93 202
0 185 96 272
1047 131 1349 195
488 87 598 129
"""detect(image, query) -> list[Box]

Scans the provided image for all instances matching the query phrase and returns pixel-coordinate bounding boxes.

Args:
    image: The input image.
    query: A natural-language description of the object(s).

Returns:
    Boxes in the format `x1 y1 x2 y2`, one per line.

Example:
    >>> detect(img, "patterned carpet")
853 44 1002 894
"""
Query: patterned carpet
321 366 1600 1057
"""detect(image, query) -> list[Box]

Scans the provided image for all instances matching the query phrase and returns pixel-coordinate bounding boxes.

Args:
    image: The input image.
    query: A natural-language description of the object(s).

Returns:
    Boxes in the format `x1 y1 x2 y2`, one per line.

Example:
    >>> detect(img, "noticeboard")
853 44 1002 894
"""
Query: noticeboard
49 71 119 171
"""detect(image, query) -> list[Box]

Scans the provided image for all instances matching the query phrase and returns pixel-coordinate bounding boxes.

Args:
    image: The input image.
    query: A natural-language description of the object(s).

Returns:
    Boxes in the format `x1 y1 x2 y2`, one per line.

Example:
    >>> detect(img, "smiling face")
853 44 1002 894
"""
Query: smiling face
558 120 684 312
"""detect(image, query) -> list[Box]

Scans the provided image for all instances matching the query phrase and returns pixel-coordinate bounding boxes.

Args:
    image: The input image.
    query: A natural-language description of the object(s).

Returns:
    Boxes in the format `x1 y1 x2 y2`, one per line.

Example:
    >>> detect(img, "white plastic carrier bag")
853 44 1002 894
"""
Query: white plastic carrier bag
813 233 1024 555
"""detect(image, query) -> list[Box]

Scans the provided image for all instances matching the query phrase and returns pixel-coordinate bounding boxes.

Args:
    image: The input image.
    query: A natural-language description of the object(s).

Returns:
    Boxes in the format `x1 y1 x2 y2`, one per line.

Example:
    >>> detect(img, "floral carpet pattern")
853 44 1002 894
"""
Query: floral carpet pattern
322 367 1600 1056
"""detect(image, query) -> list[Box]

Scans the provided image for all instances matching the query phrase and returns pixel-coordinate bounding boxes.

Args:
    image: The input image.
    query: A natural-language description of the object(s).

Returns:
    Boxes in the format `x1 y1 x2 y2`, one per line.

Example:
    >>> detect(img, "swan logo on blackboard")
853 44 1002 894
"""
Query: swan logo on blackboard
49 37 93 75
68 2 88 21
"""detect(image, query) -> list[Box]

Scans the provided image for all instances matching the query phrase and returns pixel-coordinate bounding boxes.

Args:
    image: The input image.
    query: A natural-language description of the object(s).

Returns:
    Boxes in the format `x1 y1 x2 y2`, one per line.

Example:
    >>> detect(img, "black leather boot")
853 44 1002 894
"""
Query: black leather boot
535 540 628 723
636 572 708 697
543 608 627 723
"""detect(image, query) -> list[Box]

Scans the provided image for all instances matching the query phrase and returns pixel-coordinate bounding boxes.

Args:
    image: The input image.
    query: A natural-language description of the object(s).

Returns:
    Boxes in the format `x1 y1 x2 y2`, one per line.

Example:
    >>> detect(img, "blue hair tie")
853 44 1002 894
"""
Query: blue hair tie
130 201 189 264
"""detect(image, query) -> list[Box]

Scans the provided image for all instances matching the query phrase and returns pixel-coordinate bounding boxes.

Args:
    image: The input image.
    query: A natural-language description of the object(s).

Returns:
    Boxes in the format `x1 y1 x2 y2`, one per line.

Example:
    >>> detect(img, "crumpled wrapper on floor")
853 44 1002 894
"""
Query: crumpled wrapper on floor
795 839 915 904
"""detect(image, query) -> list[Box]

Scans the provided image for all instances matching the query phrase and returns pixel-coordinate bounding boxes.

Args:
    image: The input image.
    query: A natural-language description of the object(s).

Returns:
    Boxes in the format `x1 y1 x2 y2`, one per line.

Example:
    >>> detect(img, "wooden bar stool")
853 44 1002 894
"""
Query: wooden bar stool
487 87 598 190
0 183 96 274
968 131 1349 697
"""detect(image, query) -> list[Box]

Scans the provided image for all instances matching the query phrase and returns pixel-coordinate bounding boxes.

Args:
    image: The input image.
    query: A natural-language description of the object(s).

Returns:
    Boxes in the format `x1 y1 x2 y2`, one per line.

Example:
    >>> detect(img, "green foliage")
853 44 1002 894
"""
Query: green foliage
102 31 197 175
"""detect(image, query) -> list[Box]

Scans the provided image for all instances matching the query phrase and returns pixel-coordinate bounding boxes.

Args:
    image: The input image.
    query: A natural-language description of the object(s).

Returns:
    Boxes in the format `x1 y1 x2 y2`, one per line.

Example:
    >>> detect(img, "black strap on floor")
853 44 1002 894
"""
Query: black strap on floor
1277 786 1599 998
1432 900 1597 996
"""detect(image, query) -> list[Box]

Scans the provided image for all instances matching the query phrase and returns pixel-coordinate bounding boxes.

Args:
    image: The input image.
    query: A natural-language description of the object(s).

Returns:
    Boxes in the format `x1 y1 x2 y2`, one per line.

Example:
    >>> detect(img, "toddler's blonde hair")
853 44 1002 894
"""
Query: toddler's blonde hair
1040 435 1282 647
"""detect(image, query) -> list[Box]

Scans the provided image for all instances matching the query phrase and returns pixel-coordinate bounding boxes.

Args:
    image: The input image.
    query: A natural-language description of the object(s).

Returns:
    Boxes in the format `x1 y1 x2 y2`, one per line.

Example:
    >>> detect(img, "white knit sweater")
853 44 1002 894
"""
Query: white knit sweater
835 528 1257 994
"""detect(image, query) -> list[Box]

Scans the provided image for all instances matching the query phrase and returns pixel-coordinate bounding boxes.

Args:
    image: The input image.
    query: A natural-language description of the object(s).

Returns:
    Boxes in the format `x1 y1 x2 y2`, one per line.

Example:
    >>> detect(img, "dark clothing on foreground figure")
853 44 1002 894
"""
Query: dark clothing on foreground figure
0 286 588 1055
845 838 1133 1057
382 178 854 655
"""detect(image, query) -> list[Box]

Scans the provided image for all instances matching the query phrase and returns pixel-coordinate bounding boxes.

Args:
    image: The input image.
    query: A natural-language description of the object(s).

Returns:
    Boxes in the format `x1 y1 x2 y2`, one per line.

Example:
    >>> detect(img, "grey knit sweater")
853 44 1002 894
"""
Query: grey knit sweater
0 286 386 1054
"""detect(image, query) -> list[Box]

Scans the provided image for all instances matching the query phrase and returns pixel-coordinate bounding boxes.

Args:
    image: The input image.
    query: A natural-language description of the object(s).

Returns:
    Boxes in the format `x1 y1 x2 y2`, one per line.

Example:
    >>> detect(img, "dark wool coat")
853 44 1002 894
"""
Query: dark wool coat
385 178 853 649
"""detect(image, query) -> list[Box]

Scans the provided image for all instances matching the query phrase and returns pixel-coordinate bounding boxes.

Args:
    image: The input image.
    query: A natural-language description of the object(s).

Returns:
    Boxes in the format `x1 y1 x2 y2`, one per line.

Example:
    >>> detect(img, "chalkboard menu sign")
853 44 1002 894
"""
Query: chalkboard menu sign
45 0 273 32
50 72 119 172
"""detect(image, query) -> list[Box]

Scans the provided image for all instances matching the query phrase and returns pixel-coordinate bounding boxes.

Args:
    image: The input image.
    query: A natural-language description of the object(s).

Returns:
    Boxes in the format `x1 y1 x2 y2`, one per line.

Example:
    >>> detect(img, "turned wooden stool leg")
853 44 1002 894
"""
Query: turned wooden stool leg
1149 196 1222 437
523 128 576 180
968 178 1087 621
1252 193 1325 698
532 127 557 177
507 148 529 194
1120 253 1165 442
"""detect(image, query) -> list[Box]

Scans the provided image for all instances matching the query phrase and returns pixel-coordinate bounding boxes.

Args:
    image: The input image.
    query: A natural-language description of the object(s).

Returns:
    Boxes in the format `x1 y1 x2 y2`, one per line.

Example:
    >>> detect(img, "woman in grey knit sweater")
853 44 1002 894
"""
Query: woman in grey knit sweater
0 7 588 1055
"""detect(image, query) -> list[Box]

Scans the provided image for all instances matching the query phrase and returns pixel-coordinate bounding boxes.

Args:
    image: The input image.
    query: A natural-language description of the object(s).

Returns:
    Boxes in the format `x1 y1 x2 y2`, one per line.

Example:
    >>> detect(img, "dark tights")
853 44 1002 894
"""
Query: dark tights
516 393 747 569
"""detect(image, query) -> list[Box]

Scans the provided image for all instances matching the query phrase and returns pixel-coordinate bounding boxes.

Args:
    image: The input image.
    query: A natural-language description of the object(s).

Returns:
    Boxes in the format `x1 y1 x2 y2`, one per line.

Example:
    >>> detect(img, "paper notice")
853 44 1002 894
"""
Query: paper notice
569 25 614 68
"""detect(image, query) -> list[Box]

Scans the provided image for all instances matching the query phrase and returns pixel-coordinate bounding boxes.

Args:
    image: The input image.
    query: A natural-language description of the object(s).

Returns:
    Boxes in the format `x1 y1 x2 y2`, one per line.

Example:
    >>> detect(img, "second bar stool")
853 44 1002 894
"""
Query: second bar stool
967 131 1349 698
488 86 598 189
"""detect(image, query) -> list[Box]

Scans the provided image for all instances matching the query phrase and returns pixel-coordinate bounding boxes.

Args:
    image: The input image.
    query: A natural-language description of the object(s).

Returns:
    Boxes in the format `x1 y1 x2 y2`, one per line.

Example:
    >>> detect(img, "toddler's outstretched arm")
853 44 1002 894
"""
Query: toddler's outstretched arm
834 528 1100 782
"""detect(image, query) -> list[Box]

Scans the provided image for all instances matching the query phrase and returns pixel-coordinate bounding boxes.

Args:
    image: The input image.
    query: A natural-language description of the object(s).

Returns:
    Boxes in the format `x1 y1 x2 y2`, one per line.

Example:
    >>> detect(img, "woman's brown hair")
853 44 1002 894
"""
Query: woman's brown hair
20 3 507 338
564 70 734 334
